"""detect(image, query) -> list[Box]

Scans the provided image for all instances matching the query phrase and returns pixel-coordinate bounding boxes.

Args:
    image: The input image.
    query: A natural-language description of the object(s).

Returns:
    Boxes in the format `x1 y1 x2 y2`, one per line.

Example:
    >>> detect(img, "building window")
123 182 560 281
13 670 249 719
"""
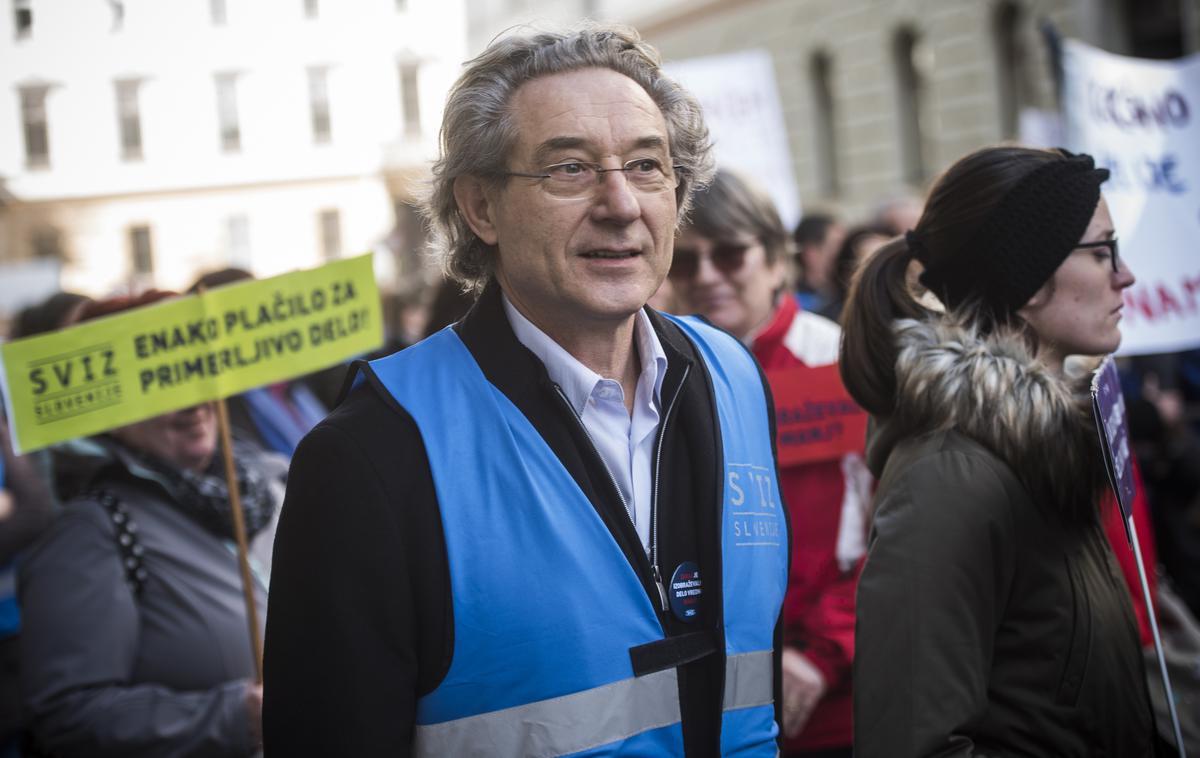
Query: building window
215 73 241 152
809 50 839 196
31 226 63 259
108 0 124 31
399 62 421 137
304 0 318 18
892 26 930 186
225 214 251 268
19 85 50 169
307 66 332 144
210 0 227 25
129 225 154 276
115 79 143 161
318 209 341 260
14 0 31 39
992 1 1027 139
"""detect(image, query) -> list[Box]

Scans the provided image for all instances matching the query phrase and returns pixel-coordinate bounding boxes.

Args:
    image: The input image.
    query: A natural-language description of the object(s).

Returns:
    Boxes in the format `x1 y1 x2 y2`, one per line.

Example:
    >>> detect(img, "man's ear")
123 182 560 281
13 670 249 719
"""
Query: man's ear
453 176 500 246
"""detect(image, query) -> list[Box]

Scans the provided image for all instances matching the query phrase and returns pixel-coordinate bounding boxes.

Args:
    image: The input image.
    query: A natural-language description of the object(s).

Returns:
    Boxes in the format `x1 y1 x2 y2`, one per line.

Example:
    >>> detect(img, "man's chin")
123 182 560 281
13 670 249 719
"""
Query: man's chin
586 295 655 322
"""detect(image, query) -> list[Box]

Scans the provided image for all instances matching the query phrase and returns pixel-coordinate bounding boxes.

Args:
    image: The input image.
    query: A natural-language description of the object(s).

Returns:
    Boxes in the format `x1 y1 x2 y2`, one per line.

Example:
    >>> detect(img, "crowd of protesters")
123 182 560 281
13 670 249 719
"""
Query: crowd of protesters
1 20 1198 758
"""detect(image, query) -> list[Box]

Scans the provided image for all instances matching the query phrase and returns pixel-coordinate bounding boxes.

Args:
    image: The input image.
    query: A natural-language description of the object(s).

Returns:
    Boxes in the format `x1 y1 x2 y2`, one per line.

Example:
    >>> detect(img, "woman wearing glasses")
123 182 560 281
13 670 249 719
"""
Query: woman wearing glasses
671 169 870 758
840 146 1159 756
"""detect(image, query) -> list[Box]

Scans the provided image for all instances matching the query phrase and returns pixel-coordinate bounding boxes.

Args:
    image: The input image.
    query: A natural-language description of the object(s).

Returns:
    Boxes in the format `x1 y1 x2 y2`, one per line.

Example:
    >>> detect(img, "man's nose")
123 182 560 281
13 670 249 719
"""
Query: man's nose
591 170 641 223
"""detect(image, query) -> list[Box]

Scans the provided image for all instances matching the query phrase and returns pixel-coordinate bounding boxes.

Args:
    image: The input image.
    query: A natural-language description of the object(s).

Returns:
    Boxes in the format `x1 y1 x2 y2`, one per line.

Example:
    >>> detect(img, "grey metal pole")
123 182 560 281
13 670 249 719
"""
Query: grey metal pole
1127 512 1187 756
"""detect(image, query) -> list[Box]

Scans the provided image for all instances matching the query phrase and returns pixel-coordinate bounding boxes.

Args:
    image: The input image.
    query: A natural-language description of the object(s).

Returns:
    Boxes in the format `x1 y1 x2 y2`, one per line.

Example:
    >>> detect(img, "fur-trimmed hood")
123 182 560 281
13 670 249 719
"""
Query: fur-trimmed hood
866 318 1107 522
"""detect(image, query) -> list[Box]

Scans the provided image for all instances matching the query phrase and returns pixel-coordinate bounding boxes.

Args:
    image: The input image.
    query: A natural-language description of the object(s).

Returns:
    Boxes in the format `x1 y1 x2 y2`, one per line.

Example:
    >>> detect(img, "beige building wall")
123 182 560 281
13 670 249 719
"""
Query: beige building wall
5 176 394 295
643 0 1075 220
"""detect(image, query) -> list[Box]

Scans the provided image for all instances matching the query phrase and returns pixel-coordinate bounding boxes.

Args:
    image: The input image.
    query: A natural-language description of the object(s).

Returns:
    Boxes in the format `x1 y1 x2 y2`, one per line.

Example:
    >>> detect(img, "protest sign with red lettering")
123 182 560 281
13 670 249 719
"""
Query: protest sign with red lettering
766 364 867 467
1063 40 1200 355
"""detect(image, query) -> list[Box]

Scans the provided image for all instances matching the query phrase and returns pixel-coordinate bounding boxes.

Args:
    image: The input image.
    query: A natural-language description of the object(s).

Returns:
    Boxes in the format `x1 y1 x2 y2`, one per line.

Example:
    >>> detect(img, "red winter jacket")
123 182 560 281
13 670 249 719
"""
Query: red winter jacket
753 296 871 752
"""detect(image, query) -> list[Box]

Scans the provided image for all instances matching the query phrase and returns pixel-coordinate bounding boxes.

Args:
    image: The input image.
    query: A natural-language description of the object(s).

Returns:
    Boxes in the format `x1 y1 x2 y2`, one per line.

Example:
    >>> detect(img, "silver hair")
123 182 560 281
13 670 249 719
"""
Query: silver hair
421 22 715 293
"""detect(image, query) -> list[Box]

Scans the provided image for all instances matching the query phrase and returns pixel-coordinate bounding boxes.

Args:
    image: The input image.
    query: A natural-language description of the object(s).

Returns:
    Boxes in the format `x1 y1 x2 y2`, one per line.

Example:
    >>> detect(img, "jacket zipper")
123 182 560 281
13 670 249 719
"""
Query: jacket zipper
552 369 687 613
650 364 689 611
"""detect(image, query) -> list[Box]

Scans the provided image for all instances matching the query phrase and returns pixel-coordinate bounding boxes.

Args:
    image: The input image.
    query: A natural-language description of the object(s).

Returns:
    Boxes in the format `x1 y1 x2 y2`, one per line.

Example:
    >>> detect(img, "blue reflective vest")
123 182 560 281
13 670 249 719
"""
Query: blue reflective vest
370 315 787 757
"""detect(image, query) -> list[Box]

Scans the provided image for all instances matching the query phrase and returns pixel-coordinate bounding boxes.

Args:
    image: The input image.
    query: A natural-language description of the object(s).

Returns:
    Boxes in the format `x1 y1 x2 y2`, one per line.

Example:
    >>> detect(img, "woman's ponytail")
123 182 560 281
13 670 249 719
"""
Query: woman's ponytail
839 235 931 417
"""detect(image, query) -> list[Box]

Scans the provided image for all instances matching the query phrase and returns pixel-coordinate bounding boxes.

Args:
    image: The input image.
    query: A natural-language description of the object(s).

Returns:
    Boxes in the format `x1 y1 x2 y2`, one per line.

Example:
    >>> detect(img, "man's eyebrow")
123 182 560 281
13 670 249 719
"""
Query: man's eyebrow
630 135 668 153
531 135 670 165
532 137 588 165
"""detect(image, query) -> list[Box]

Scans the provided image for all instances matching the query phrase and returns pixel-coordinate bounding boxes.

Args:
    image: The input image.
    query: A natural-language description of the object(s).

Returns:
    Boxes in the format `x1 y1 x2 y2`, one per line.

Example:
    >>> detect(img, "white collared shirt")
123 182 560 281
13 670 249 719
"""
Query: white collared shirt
503 295 668 553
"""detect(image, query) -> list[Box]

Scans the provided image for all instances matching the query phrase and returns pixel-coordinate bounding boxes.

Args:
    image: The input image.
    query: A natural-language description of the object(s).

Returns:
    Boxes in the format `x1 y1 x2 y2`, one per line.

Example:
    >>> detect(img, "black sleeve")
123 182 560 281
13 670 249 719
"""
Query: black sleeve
262 386 449 757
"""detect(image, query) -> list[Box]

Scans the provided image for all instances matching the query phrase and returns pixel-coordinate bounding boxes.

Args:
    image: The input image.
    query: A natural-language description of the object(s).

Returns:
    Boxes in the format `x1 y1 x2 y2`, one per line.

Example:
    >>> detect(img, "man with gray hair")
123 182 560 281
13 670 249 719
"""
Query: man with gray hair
264 23 788 756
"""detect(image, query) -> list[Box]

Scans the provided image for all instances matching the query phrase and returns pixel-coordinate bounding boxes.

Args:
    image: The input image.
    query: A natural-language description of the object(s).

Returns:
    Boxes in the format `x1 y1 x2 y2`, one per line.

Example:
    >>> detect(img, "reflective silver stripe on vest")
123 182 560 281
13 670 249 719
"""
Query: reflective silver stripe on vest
414 667 681 758
723 650 774 711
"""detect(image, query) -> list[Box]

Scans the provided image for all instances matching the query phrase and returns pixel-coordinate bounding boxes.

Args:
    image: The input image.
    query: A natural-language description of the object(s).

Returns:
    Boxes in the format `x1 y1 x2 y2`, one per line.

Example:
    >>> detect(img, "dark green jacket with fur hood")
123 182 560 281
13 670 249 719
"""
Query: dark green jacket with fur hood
854 318 1156 757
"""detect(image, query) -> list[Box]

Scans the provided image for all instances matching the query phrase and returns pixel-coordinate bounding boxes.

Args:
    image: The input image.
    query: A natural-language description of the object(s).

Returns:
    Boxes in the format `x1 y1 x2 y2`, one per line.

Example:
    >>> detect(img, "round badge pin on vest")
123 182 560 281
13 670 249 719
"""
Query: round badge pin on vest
669 562 702 623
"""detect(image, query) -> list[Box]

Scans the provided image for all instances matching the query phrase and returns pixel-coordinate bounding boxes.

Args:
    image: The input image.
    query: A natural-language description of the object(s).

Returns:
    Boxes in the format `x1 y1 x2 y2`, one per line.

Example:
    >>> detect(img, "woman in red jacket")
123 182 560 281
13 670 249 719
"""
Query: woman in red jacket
670 169 870 757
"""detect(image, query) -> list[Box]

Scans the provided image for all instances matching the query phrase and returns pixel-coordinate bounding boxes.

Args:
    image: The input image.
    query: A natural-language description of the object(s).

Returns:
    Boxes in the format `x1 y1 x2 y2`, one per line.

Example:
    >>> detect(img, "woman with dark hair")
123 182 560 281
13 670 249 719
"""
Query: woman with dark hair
671 170 870 757
17 293 281 757
11 292 92 340
842 146 1159 756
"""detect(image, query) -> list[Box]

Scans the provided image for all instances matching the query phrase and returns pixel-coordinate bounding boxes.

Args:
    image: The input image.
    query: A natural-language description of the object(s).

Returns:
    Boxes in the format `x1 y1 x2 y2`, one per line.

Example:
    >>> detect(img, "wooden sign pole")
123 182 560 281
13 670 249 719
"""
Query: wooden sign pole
195 282 264 683
214 396 264 683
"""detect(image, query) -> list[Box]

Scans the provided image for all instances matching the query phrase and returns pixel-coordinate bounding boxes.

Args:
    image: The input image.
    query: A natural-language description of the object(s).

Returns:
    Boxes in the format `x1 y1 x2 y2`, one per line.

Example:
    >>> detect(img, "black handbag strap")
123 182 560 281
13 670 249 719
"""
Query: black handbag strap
87 490 147 597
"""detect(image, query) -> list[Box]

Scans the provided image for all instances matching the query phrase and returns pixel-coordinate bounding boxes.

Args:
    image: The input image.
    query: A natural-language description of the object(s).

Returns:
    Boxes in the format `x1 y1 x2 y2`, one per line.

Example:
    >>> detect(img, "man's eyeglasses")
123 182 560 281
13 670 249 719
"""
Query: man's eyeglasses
1074 238 1120 273
668 242 752 281
503 158 684 199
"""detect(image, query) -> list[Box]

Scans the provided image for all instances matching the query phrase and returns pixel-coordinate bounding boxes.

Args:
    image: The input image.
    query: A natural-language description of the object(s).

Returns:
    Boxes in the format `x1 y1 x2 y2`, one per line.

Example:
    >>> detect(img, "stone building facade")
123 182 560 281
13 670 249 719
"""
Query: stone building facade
468 0 1198 221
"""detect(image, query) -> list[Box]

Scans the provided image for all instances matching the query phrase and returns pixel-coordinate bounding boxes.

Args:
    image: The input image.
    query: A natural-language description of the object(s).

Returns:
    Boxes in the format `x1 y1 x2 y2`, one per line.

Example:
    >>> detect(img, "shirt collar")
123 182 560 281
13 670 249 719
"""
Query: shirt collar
633 305 669 410
502 294 668 417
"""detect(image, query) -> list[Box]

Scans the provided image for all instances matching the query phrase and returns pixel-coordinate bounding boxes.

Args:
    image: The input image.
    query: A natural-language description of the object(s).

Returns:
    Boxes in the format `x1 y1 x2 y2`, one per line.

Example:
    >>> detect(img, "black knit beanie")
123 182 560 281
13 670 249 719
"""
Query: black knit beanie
910 151 1110 318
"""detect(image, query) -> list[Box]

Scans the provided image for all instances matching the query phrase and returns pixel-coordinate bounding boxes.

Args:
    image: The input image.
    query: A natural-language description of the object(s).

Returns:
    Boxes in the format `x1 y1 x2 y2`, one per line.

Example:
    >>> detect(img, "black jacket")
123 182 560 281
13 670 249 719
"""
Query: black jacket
263 284 785 756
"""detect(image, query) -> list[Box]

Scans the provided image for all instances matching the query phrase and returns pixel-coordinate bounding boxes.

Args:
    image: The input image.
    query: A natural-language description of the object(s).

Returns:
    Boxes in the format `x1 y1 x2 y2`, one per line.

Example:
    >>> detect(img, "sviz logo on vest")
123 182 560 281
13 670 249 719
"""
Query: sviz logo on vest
28 343 122 425
726 463 781 547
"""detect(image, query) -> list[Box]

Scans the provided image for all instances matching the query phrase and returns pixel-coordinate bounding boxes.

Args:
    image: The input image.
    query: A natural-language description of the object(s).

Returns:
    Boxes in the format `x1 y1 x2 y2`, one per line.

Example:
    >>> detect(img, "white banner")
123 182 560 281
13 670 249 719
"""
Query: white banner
665 49 802 231
1063 39 1200 356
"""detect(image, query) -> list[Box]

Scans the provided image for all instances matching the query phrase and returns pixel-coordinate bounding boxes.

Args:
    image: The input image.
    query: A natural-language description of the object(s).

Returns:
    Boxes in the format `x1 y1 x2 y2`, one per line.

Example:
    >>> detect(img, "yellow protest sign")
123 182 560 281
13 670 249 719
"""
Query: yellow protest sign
0 254 382 454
